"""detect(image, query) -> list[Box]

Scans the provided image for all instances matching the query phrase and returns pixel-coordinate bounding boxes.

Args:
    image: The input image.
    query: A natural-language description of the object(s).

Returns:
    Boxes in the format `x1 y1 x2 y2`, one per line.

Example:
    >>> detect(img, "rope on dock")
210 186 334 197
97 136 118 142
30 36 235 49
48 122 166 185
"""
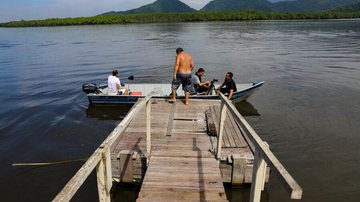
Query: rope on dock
12 158 87 167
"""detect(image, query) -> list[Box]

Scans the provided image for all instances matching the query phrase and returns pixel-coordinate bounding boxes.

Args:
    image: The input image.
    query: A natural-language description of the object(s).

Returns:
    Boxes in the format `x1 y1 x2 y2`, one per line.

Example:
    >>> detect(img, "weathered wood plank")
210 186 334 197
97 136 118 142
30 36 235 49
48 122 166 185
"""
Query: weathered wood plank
212 106 231 147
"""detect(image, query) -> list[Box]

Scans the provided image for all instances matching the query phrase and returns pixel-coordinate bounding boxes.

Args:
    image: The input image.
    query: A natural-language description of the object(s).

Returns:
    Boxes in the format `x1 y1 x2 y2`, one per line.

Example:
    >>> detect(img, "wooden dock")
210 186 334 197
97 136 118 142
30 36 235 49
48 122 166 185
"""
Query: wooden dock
119 99 227 201
53 93 302 202
111 98 260 186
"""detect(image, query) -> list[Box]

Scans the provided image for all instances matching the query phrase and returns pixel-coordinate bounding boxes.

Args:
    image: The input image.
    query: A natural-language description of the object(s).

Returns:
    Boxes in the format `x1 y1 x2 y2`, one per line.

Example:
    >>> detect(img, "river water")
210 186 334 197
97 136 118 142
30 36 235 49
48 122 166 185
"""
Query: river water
0 20 360 202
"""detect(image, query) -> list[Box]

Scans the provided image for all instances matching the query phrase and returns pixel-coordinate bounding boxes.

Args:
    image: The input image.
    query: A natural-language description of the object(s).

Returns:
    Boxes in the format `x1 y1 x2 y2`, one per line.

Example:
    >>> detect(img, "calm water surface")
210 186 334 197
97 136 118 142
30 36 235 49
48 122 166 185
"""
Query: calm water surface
0 20 360 202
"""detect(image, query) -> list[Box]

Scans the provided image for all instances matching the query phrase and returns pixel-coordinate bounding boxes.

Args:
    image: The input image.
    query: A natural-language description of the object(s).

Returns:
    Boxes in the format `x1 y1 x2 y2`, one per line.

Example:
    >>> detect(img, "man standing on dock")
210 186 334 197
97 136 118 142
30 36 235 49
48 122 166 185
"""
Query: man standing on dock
169 47 194 105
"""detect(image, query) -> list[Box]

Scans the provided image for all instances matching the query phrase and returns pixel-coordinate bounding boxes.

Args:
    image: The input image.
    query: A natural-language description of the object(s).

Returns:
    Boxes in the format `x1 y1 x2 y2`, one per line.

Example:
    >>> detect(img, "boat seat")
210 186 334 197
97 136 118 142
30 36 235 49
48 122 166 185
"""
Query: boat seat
130 91 142 96
98 88 107 95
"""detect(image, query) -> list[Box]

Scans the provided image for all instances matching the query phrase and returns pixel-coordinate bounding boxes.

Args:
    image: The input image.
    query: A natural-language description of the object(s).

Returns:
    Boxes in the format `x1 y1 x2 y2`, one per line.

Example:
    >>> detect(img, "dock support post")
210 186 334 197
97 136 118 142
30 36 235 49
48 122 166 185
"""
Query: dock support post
96 149 112 202
249 150 266 202
146 99 151 163
216 102 227 159
261 142 269 191
232 154 246 185
119 150 134 183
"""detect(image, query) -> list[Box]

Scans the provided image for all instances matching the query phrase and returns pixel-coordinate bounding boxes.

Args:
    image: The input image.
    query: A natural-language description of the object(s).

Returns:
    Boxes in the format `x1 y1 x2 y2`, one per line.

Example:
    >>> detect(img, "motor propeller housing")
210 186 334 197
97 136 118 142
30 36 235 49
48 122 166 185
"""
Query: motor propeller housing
82 83 98 94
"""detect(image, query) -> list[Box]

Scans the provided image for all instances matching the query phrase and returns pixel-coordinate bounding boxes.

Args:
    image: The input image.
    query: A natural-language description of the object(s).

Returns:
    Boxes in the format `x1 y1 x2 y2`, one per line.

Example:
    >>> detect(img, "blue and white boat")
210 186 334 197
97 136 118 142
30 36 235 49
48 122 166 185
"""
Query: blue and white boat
83 81 264 105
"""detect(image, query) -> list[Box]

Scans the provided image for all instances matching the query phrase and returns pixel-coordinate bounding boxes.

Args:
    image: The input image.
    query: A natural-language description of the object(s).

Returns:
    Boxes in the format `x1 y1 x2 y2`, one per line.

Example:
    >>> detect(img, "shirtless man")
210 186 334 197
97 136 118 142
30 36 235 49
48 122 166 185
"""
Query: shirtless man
169 47 194 105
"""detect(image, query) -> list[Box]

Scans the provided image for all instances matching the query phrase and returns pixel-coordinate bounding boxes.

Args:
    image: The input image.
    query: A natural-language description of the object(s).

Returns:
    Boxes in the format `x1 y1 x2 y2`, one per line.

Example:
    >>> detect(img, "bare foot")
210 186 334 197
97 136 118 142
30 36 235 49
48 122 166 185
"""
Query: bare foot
168 99 176 103
185 101 189 105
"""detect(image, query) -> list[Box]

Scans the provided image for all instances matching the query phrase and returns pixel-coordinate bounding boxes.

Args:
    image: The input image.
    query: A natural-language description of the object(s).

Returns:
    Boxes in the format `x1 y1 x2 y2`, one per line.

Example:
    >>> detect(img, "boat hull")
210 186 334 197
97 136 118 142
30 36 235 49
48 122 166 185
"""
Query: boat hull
86 81 264 105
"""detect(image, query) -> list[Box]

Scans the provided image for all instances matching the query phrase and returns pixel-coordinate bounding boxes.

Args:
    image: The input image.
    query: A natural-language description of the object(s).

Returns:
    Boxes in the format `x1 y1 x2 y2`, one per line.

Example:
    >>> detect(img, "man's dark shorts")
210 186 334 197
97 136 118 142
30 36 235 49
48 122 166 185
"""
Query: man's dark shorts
220 88 230 95
172 73 192 92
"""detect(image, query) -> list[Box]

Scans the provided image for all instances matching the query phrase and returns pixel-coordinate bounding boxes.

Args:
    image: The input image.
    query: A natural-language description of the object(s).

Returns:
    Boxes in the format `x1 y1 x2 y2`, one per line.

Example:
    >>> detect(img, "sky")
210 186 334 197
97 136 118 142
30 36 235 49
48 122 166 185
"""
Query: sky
0 0 212 22
0 0 283 23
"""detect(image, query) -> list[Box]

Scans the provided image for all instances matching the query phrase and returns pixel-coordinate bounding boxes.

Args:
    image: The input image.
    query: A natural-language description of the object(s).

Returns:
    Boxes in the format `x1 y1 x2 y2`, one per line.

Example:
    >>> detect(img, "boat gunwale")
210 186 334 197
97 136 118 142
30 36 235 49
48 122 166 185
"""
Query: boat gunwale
87 81 264 104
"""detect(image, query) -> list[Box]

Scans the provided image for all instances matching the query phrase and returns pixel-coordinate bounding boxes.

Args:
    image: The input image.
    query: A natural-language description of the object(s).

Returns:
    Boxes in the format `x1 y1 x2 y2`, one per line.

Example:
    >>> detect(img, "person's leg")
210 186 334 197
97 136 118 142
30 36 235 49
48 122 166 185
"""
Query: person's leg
185 91 189 105
198 86 207 93
169 78 180 103
183 74 192 105
169 89 177 102
220 88 228 95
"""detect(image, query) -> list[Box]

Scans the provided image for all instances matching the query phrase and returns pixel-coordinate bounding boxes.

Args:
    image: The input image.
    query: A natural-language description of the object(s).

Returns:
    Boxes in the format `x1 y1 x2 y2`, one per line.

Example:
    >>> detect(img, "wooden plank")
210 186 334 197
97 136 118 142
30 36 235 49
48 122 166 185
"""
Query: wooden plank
146 100 151 158
166 102 176 136
231 154 247 185
226 108 248 148
212 106 231 147
224 109 238 147
96 154 110 202
249 150 266 202
138 156 227 202
118 150 134 183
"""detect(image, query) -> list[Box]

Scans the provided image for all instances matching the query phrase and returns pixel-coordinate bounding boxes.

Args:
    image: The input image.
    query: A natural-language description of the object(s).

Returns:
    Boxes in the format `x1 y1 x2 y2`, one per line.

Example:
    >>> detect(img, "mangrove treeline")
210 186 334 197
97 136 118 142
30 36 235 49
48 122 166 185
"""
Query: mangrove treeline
1 11 360 27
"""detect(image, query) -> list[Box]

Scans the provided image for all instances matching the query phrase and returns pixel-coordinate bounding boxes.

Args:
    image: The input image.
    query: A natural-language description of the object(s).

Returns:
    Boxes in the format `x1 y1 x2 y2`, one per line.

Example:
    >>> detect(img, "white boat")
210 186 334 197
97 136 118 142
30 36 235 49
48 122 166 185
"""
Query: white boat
83 81 264 105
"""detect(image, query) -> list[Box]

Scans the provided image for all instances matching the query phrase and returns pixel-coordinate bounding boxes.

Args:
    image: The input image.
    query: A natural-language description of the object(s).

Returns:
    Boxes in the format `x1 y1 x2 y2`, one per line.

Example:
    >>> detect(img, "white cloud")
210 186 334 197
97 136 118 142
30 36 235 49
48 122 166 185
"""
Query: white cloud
181 0 211 10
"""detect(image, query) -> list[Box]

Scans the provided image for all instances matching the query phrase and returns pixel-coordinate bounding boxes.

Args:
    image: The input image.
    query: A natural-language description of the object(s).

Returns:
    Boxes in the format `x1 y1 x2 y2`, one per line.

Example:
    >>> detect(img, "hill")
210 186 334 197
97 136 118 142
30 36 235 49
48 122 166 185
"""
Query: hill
331 2 360 12
200 0 360 12
273 0 360 12
201 0 273 12
101 0 196 15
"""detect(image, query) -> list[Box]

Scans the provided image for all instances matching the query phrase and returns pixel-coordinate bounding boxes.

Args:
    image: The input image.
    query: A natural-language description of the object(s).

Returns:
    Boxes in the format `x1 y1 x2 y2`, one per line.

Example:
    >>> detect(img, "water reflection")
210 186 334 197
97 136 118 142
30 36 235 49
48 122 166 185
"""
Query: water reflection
235 100 261 117
85 100 259 121
111 183 141 202
86 105 132 120
224 184 269 202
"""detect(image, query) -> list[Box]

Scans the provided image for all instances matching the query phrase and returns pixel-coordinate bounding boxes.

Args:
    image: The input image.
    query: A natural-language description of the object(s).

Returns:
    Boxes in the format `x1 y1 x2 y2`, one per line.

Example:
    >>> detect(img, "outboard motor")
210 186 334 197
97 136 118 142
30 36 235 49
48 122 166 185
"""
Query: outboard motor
82 83 98 94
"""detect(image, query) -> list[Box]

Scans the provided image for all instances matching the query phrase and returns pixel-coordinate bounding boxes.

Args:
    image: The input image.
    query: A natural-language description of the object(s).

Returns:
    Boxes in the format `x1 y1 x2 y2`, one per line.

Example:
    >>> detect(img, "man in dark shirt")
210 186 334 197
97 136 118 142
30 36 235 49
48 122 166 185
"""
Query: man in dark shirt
217 72 237 100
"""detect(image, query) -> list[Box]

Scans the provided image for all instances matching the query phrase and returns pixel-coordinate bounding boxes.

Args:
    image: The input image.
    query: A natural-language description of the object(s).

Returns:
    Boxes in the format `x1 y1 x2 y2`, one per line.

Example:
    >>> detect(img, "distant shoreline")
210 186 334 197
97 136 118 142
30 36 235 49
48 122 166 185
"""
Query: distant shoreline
1 11 360 27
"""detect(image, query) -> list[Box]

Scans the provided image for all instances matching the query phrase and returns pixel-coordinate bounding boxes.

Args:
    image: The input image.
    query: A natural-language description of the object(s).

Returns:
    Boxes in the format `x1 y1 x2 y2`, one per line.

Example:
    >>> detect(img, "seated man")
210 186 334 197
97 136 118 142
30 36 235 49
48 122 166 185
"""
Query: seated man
191 68 210 94
217 72 237 100
107 69 128 95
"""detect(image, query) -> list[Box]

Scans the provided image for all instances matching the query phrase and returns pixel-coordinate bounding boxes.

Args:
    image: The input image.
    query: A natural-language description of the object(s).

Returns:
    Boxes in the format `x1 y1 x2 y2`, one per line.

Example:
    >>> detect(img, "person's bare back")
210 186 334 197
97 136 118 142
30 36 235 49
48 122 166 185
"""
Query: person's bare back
175 51 194 75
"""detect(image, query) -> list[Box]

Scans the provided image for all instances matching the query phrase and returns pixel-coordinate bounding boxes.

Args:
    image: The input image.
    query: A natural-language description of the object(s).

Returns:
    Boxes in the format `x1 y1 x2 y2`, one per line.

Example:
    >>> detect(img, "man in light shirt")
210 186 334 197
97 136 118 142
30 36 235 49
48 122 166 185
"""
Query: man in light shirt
107 70 128 95
191 68 210 94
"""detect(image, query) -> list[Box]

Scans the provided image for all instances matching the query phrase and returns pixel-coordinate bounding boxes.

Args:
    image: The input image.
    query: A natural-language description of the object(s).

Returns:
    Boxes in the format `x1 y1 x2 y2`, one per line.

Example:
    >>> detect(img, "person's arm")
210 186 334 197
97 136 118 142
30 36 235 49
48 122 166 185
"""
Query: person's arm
216 82 225 95
227 80 236 99
228 89 234 100
199 81 210 87
116 79 121 91
190 58 195 72
173 55 180 80
217 82 225 91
